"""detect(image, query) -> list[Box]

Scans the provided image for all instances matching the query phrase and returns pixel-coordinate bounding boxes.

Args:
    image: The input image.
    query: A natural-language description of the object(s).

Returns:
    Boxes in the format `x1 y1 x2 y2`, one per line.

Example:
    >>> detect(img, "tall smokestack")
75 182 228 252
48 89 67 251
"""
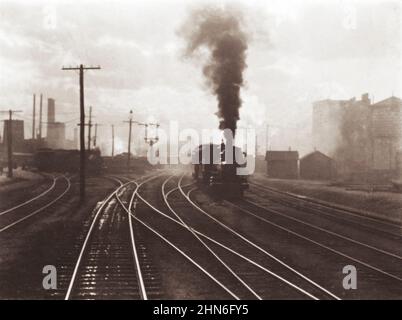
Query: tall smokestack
38 94 43 140
47 98 55 140
32 94 36 140
48 98 55 123
180 6 248 136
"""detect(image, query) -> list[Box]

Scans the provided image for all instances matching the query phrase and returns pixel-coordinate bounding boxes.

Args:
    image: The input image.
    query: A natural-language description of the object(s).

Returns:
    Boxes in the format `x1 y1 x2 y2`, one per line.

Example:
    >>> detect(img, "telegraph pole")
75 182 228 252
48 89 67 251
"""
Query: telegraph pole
124 110 134 170
0 110 22 178
32 94 36 140
87 106 92 151
128 111 133 170
62 64 101 202
128 117 132 169
111 124 115 157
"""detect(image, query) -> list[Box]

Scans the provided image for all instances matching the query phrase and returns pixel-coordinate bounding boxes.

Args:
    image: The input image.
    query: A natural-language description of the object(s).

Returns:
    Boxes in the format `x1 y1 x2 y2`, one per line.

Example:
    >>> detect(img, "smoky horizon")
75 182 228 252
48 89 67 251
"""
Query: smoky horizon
0 0 401 159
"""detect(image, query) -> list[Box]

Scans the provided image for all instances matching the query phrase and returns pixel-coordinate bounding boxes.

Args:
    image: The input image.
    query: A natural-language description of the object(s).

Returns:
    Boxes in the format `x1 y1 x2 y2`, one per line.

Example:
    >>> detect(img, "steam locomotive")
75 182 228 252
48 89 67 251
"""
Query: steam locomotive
34 148 103 175
192 143 248 198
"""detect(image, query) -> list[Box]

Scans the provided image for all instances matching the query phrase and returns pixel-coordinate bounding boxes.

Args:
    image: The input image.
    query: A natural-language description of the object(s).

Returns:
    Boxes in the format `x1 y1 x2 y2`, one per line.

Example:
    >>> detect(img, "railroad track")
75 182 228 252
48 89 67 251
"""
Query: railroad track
241 184 402 281
124 174 240 299
249 181 401 237
228 198 402 281
48 170 401 299
63 176 150 300
175 175 341 300
163 175 265 300
183 177 402 299
0 175 72 234
0 174 56 214
126 173 340 299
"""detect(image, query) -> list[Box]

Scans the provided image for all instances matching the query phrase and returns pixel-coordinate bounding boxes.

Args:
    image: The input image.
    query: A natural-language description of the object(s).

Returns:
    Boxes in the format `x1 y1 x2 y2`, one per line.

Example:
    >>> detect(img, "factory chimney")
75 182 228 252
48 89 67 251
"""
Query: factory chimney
32 94 36 140
48 98 55 123
38 94 43 140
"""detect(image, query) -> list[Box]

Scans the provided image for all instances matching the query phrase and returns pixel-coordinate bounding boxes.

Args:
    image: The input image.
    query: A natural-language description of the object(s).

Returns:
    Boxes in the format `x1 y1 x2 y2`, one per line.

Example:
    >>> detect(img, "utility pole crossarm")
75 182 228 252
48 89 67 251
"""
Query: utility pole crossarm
62 66 101 70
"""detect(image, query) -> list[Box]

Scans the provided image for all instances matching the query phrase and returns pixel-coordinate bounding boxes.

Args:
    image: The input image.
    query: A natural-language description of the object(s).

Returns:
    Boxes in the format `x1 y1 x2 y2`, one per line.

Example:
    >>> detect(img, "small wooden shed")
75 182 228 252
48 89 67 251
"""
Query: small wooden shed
300 150 336 180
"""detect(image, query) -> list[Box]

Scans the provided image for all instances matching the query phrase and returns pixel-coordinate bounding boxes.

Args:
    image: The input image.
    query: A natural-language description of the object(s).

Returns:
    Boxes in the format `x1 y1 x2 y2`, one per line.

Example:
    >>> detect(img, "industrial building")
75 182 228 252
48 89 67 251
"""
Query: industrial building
0 97 77 159
265 150 299 179
2 119 25 152
312 93 402 181
313 98 350 157
371 96 402 179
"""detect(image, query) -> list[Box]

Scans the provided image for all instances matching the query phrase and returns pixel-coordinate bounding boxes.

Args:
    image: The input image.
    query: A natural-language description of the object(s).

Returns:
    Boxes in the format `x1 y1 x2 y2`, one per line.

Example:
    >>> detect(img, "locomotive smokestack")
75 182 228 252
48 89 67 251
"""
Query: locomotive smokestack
180 6 248 136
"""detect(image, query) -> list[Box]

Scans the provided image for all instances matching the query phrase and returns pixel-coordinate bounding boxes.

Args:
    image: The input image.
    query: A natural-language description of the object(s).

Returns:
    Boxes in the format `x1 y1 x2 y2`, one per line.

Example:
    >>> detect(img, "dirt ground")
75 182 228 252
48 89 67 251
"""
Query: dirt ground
251 173 402 224
0 168 45 192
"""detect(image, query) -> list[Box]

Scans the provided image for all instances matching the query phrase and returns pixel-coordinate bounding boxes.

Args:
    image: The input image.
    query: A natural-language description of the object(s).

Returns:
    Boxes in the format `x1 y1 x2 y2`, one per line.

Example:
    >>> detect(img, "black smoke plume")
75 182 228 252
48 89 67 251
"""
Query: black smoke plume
180 6 248 136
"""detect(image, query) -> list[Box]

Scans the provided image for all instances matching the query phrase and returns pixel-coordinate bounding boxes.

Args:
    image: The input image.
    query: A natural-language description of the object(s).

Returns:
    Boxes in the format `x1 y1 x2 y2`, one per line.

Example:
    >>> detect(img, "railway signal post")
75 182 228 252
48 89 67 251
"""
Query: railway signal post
124 110 134 171
62 64 101 202
144 122 159 147
87 106 92 152
93 123 103 148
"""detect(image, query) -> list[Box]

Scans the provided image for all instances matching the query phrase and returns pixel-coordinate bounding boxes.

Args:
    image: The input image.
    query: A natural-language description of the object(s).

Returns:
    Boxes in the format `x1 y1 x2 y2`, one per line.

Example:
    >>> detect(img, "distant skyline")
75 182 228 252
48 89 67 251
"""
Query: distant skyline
0 0 401 155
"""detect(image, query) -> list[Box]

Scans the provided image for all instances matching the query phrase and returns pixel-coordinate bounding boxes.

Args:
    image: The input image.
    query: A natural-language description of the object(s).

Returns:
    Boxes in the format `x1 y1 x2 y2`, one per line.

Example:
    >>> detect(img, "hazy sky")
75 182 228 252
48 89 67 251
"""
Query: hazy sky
0 0 401 155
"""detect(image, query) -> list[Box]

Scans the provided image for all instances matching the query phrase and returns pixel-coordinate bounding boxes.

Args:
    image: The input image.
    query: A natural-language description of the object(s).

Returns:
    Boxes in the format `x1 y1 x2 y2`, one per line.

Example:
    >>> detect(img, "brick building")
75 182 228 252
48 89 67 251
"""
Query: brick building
313 99 349 157
312 93 402 181
371 96 402 179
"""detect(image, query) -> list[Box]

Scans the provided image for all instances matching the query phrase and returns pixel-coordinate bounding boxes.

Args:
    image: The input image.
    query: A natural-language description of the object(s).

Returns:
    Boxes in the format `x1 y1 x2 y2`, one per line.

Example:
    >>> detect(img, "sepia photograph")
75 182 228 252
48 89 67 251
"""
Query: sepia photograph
0 0 401 304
